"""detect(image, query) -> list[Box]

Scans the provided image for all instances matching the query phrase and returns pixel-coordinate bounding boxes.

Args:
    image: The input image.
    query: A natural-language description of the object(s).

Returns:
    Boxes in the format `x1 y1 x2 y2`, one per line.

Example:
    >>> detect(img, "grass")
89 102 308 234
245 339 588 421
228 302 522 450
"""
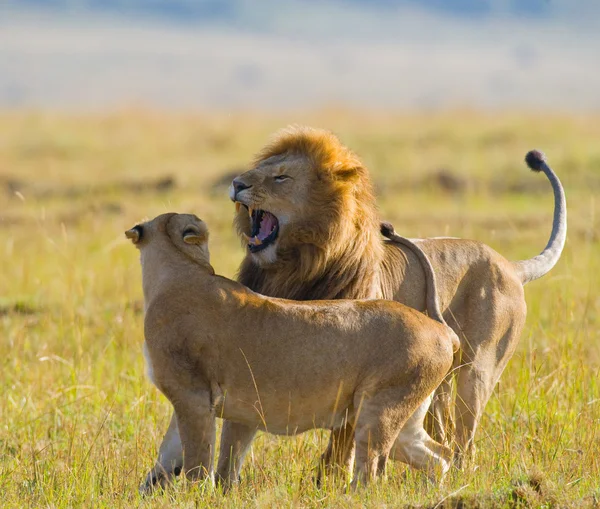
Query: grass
0 109 599 507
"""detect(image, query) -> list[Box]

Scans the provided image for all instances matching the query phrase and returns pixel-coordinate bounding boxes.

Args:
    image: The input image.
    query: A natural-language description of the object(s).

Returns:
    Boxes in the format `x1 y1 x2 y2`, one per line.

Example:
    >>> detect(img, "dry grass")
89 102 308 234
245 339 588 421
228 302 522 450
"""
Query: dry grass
0 110 599 508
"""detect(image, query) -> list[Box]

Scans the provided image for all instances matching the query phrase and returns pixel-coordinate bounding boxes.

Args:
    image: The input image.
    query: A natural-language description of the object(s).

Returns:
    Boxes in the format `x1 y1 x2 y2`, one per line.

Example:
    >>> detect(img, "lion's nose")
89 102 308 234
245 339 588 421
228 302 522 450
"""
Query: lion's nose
231 178 252 200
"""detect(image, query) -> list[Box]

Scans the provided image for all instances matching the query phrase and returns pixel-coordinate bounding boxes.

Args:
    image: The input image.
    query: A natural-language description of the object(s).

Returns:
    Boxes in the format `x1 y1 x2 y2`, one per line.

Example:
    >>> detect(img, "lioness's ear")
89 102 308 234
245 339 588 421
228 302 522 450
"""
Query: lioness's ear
125 226 142 244
183 228 207 245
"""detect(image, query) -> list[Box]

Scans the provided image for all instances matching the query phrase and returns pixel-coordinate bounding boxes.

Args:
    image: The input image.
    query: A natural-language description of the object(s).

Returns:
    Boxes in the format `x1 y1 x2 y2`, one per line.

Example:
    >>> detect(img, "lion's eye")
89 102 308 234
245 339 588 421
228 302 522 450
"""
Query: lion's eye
274 175 290 182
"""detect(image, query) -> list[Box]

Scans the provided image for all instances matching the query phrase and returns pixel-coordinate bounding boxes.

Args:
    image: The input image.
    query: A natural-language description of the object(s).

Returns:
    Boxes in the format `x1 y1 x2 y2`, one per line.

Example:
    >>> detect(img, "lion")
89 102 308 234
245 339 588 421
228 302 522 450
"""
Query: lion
129 213 457 490
143 126 566 486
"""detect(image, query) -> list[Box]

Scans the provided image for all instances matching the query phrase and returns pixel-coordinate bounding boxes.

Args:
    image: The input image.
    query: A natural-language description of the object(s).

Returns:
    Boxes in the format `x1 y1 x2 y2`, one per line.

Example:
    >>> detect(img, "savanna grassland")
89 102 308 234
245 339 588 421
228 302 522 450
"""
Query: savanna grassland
0 110 599 508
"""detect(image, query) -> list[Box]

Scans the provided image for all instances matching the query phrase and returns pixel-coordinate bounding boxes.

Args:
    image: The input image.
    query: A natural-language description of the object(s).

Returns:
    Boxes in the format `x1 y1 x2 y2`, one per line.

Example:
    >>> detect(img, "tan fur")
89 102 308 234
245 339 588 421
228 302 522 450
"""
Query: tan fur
226 127 565 470
233 125 384 299
144 126 565 487
131 213 455 490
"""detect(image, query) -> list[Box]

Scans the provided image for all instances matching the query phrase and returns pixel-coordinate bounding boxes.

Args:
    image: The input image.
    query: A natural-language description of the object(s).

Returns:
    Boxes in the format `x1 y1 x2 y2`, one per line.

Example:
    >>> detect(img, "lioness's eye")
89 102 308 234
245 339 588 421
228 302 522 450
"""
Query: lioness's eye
274 175 290 182
182 228 197 237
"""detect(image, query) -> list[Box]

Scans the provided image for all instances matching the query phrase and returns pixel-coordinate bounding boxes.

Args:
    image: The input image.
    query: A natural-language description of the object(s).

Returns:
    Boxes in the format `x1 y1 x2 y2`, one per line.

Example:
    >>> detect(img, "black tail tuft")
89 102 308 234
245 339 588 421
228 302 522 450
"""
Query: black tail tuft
525 150 546 172
380 221 396 238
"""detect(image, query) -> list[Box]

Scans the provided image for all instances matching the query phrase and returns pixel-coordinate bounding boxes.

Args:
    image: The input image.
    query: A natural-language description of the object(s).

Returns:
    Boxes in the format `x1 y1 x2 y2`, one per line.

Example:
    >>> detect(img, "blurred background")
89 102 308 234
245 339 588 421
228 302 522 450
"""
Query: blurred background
2 0 600 111
2 2 599 507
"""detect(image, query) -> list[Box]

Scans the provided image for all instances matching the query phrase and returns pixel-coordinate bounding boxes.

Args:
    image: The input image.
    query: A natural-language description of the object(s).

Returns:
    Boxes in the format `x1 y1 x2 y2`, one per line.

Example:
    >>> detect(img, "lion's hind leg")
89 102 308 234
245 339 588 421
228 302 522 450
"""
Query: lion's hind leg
453 300 526 467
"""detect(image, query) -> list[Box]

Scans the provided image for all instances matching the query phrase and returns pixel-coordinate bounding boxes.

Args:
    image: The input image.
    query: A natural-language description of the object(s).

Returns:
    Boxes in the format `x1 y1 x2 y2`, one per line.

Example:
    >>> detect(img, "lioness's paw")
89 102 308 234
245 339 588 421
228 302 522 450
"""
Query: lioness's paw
139 466 181 495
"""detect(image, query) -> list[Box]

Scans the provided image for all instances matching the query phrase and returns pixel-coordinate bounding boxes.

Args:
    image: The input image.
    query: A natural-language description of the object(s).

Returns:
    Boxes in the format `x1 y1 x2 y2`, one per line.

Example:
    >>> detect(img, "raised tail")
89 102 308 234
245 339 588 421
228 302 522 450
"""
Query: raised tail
380 222 460 353
513 150 567 285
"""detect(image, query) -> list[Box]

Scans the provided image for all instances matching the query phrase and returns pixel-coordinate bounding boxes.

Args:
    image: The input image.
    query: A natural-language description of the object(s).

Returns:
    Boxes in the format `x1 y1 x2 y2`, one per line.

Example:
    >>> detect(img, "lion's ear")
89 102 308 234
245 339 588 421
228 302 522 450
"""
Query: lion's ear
331 162 361 182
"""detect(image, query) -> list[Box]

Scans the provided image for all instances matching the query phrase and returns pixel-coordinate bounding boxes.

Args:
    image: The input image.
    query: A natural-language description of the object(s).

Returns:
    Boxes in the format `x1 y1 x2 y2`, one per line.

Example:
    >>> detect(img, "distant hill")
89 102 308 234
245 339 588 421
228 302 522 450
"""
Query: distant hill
1 0 599 110
8 0 599 26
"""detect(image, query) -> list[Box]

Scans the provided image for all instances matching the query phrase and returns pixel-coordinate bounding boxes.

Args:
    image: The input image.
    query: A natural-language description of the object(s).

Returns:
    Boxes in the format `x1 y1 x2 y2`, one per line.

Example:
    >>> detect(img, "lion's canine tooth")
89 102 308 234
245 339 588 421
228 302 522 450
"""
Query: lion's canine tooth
246 236 261 246
235 202 241 212
242 233 262 246
248 207 254 217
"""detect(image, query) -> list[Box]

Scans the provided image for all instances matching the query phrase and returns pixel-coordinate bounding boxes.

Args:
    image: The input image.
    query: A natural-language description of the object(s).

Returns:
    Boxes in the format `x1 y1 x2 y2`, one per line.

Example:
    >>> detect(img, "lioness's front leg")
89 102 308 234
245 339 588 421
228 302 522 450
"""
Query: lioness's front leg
174 391 217 483
140 412 183 493
216 420 257 490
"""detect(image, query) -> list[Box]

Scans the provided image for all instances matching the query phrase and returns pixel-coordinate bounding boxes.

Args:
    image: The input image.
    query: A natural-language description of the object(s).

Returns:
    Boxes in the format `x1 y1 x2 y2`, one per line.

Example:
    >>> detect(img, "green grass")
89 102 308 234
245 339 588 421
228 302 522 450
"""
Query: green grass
0 110 599 507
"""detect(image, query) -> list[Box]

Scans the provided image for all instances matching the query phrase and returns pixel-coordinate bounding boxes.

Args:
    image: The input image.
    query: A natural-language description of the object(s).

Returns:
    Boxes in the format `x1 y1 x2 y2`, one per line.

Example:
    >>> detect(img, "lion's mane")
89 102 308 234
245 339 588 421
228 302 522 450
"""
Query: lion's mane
236 126 399 301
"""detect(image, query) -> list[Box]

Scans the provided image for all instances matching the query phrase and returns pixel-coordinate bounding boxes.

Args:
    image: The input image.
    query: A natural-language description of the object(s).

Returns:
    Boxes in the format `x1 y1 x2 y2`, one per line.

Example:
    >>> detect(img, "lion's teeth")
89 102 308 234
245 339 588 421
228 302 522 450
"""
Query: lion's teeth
248 207 254 217
242 233 262 246
235 202 241 212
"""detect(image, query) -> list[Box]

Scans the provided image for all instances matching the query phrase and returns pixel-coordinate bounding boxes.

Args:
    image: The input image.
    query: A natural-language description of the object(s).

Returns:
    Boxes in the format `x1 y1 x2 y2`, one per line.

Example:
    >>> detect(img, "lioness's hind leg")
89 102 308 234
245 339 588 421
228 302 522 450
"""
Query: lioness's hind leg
140 412 183 494
316 420 356 487
351 388 417 488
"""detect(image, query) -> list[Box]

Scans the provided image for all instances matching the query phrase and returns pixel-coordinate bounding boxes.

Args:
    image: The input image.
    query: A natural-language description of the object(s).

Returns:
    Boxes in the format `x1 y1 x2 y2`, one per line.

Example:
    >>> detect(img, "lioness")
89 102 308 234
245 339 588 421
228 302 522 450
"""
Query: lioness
143 127 566 485
129 213 457 489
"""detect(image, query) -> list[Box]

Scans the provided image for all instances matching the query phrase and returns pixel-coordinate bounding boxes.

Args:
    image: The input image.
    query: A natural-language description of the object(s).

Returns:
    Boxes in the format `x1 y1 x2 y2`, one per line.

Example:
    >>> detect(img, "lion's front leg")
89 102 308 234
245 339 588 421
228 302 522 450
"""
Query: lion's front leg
426 375 455 446
140 411 183 494
389 396 452 483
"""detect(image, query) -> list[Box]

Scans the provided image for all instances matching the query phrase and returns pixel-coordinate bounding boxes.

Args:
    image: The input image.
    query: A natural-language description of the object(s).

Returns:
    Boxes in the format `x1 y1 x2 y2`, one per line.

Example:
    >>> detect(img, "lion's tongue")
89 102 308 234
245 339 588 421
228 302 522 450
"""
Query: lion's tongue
257 212 276 241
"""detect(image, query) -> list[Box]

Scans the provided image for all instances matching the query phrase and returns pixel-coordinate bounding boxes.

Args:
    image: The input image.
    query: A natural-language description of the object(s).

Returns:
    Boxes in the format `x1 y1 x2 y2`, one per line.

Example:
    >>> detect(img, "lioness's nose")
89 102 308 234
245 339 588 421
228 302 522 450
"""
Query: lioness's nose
232 178 252 199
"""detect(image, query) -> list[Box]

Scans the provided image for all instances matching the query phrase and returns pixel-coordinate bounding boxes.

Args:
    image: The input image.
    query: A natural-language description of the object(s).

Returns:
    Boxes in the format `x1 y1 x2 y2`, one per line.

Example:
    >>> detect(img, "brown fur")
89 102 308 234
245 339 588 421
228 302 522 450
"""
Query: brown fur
143 126 565 487
228 126 564 471
131 213 455 490
235 125 385 300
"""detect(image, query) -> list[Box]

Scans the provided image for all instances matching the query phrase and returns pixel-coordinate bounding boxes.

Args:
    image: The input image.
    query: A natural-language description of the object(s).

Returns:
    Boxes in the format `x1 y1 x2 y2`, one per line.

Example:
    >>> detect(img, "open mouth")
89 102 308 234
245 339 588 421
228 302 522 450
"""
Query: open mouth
236 203 279 253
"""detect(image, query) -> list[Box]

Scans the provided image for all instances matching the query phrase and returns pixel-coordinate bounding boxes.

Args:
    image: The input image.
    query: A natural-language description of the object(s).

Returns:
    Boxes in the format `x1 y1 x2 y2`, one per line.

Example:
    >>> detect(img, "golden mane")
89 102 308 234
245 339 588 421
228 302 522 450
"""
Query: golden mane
237 126 395 301
252 125 364 181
